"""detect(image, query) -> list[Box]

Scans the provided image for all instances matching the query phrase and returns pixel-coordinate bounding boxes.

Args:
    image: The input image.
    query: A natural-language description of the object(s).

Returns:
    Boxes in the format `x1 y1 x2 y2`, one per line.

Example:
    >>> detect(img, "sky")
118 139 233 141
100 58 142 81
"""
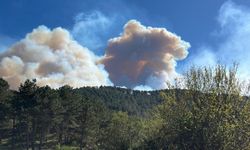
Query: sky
1 0 250 90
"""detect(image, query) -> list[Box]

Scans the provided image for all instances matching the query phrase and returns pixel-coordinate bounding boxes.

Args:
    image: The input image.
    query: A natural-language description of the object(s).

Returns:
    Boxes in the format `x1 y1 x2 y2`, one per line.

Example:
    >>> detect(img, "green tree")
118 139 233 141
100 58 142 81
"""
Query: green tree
148 65 250 149
13 79 38 150
104 111 144 150
57 85 81 146
35 86 61 150
0 78 11 145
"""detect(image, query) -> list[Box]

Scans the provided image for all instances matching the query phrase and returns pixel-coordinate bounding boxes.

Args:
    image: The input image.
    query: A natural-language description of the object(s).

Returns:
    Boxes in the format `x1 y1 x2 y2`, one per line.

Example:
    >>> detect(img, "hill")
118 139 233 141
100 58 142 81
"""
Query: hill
76 86 163 116
0 65 250 149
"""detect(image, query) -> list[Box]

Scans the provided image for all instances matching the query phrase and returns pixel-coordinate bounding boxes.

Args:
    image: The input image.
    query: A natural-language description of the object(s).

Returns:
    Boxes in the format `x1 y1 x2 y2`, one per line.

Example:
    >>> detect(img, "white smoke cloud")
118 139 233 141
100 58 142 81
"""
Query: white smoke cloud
188 1 250 80
217 1 250 79
101 20 190 89
0 26 111 89
185 46 217 69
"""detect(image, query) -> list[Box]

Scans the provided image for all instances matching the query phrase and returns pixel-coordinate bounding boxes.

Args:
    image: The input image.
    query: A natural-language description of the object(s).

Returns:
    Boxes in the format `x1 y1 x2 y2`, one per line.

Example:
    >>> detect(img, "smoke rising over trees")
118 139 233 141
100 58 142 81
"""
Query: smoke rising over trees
0 65 249 149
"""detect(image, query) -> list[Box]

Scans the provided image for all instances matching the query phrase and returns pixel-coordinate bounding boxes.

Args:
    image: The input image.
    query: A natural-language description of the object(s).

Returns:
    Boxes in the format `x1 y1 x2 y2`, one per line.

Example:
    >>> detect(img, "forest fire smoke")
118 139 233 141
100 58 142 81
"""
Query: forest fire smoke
101 20 190 89
0 26 110 89
0 20 190 90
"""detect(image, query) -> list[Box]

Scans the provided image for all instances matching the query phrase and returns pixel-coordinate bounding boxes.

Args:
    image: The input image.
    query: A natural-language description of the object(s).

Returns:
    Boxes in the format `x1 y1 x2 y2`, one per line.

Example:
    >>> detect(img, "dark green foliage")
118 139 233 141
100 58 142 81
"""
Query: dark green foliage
0 78 10 121
141 65 250 150
0 78 11 145
76 86 163 116
0 65 249 150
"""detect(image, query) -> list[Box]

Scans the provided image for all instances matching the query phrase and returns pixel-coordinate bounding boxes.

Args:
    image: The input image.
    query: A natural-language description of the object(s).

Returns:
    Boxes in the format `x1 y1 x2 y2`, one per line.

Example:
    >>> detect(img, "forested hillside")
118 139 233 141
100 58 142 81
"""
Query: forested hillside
0 79 165 150
76 86 163 115
0 66 250 150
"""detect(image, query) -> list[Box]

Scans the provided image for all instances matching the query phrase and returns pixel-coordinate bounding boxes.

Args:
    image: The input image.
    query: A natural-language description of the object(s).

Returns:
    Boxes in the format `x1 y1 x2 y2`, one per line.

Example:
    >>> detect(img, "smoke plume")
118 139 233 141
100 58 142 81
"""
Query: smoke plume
0 26 111 89
101 20 190 89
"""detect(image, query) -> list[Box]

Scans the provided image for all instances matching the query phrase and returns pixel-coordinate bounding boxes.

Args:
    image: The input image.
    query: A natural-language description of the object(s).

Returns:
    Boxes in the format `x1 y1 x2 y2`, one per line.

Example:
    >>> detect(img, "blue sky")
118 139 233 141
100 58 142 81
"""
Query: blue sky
0 1 222 39
1 0 250 89
0 0 247 50
0 0 248 50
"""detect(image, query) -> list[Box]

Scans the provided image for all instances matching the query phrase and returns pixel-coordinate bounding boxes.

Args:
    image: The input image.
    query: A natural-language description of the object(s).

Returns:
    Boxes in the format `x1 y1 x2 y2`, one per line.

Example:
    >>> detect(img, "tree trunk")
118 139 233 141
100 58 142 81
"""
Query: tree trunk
79 109 87 150
11 117 16 150
80 126 84 150
39 129 43 150
31 119 37 150
17 119 26 149
58 125 63 146
26 125 29 150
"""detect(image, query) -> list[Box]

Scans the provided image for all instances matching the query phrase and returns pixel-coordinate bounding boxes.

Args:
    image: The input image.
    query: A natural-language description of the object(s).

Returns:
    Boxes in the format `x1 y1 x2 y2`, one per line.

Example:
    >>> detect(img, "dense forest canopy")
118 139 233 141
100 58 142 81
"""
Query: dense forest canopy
0 65 250 150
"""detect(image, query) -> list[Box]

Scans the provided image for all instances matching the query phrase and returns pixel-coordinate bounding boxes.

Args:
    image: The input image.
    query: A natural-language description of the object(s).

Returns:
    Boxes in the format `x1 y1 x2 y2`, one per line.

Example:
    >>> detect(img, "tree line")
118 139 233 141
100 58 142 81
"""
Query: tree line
0 65 249 149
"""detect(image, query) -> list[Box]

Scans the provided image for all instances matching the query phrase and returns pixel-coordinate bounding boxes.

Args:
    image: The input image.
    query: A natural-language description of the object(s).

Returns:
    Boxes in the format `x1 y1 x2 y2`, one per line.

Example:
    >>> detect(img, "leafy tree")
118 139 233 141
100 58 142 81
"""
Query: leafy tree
0 65 249 149
147 65 250 149
0 78 11 144
0 78 10 121
57 85 82 145
35 86 60 150
76 99 110 150
13 79 38 150
104 111 144 149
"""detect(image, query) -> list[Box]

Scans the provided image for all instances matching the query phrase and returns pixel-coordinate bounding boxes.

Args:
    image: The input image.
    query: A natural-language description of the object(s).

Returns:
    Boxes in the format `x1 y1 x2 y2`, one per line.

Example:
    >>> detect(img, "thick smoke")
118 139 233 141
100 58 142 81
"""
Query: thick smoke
101 20 190 89
0 26 111 89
